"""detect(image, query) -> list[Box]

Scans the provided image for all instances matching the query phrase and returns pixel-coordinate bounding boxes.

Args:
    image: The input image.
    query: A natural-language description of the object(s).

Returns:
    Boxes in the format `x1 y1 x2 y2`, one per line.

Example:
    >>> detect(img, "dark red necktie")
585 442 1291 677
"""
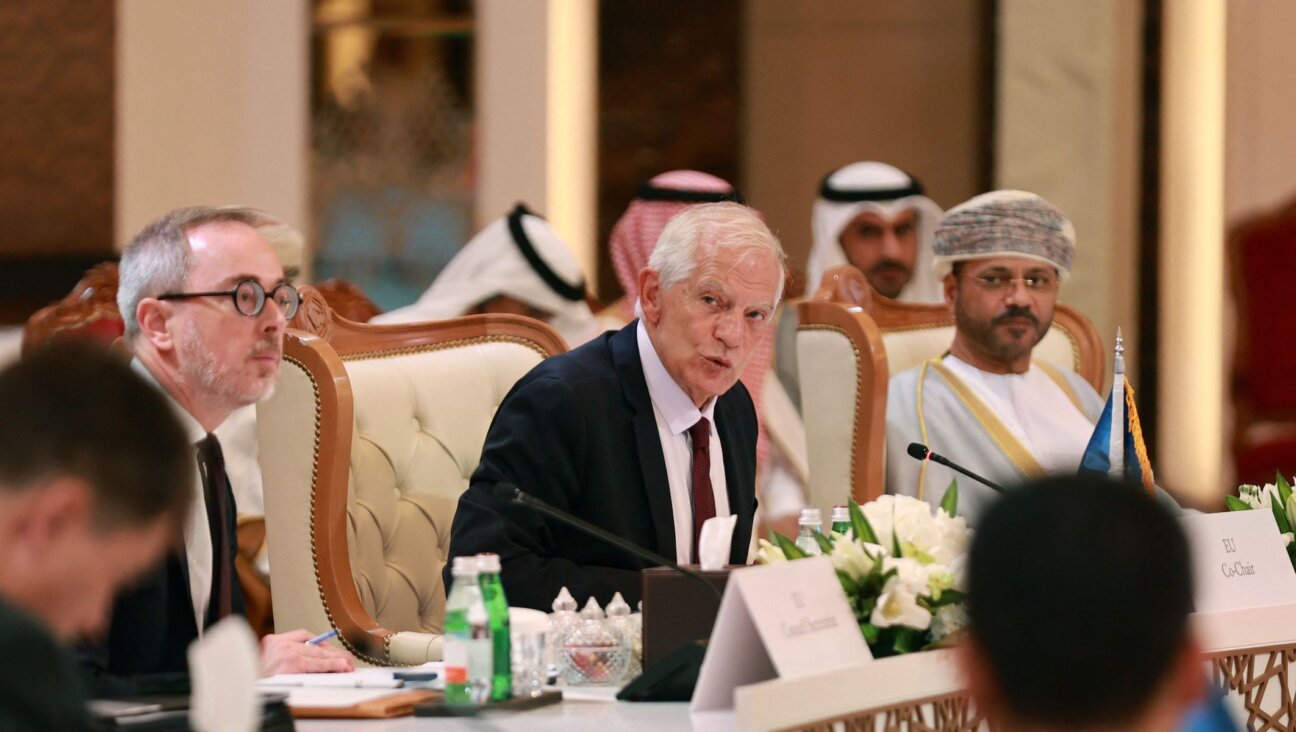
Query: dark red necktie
689 417 716 563
196 434 234 622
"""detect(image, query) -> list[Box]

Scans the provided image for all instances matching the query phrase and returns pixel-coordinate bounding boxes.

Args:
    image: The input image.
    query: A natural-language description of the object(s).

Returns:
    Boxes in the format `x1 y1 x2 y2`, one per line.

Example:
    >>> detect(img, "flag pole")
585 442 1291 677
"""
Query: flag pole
1109 328 1126 480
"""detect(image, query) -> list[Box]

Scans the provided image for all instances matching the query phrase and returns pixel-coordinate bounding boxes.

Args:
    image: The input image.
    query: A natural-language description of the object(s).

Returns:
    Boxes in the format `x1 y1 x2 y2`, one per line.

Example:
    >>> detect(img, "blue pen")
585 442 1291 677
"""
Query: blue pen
305 629 339 646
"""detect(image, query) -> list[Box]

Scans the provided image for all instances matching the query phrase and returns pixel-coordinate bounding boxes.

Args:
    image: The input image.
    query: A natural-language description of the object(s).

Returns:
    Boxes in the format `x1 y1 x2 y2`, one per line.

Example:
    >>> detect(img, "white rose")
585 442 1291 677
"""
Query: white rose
861 495 897 548
927 512 972 566
891 497 943 559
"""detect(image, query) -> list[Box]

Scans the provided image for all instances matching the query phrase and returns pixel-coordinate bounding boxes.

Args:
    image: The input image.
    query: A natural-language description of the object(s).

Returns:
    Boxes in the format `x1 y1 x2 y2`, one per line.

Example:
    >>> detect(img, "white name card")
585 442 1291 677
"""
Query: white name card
1182 510 1296 613
691 557 872 712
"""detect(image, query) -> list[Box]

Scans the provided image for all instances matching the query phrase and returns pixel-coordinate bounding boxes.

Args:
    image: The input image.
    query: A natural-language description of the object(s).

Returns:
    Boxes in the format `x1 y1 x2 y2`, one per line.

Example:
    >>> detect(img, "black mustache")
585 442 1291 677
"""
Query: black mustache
869 261 911 275
993 308 1039 327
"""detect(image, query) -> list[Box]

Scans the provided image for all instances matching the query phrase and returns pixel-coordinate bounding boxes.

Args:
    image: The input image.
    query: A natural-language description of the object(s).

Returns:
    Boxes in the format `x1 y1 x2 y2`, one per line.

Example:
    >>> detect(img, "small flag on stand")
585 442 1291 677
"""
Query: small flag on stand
1079 328 1156 492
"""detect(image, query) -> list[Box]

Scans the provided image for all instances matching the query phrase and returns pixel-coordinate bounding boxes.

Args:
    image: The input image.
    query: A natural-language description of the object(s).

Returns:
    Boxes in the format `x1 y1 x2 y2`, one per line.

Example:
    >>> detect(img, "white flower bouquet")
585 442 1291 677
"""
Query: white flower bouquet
1228 472 1296 569
756 485 971 657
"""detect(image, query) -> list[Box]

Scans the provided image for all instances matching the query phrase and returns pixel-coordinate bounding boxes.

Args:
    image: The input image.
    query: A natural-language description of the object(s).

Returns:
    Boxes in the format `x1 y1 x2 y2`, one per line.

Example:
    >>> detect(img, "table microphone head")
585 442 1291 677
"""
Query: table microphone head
493 482 522 502
907 443 931 461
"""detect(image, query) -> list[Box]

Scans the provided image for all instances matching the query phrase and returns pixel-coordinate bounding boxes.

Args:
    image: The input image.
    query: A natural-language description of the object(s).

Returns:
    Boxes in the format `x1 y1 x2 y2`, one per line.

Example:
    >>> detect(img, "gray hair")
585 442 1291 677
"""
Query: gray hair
118 206 271 341
647 201 787 308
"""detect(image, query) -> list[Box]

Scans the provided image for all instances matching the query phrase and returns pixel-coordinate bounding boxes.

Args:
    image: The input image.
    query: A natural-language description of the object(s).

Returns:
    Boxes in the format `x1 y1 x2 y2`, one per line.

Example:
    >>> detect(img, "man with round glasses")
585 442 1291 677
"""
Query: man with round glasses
81 206 353 689
884 191 1105 522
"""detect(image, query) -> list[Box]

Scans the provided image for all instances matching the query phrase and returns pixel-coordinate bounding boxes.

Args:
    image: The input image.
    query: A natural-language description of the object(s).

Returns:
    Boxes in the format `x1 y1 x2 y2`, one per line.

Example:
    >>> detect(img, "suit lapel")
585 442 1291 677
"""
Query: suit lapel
715 392 756 563
610 322 678 560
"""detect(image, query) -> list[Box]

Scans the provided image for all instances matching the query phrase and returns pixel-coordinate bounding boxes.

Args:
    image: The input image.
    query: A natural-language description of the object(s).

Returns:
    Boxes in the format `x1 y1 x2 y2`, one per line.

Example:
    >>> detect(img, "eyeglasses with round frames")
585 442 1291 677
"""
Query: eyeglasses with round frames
963 271 1058 294
157 279 300 319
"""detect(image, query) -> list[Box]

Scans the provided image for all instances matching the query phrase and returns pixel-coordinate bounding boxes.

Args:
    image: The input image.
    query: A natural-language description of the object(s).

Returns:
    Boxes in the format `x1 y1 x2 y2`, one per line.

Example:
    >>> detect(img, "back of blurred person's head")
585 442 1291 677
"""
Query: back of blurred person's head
0 341 193 641
962 476 1202 732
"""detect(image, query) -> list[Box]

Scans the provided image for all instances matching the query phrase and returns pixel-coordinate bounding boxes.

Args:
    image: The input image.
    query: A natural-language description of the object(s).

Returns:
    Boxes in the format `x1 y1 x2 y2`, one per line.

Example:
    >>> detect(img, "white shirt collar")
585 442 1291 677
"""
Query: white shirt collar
131 358 208 445
636 320 717 436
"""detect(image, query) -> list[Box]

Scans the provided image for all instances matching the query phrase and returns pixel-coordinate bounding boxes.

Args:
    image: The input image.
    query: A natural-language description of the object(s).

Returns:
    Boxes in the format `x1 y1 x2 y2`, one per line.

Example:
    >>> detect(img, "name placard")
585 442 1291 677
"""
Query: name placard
691 557 871 712
1182 510 1296 613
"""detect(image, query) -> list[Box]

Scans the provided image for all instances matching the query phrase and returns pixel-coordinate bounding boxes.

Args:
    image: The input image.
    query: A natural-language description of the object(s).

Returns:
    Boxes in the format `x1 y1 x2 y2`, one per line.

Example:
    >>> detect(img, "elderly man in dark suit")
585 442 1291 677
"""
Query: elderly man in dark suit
446 202 786 609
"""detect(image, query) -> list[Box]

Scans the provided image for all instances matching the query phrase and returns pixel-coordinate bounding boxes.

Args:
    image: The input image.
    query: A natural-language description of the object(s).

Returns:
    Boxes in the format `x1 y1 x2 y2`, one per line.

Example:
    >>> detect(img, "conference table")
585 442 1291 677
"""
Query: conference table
295 695 723 731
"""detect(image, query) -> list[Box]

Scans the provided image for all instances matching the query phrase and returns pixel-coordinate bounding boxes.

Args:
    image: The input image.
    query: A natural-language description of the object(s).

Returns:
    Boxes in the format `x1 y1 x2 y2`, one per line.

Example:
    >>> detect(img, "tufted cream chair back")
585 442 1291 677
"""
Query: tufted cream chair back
796 266 1104 514
796 295 889 520
258 287 566 665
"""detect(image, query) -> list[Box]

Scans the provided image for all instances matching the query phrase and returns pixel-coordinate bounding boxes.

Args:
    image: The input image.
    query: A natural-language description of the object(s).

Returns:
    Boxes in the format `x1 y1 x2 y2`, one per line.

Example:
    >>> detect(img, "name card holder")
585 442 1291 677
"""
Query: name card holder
690 557 871 713
1182 510 1296 614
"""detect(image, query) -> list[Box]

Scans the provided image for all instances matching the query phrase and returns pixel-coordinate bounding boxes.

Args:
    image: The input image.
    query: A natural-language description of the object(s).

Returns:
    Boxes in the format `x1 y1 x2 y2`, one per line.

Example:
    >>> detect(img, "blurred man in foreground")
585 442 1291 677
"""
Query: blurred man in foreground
962 476 1203 731
0 343 193 730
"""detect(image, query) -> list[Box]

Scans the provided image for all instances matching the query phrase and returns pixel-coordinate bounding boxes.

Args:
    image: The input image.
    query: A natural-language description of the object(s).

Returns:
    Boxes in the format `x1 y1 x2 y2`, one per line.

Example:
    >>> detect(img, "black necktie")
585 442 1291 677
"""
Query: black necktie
196 434 234 622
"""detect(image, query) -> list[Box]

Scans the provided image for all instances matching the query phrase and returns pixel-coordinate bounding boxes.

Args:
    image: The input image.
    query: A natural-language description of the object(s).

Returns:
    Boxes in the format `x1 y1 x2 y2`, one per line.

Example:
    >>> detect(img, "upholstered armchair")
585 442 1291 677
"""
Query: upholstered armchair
1229 196 1296 485
796 265 1104 513
795 269 890 516
22 261 124 355
257 287 566 665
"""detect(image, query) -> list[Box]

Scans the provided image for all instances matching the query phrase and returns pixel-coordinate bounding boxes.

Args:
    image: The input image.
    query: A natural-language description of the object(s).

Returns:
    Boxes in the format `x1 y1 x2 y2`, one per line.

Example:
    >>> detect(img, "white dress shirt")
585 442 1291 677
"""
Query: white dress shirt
133 360 213 633
943 355 1095 474
636 322 731 563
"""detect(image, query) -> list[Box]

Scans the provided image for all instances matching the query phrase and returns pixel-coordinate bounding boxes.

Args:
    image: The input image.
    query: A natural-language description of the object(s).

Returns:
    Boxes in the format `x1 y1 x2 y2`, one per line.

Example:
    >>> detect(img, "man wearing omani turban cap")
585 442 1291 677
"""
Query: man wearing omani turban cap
884 191 1104 523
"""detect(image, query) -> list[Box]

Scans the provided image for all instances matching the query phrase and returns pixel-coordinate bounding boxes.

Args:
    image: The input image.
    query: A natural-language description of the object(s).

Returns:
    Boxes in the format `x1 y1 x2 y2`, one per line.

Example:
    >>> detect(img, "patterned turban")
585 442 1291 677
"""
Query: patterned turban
608 171 774 470
931 190 1076 280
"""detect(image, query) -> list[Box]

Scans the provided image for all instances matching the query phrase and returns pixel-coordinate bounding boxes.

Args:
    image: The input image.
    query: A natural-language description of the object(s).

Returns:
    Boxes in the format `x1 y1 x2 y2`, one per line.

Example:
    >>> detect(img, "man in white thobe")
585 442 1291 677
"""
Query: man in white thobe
372 203 599 347
885 191 1104 522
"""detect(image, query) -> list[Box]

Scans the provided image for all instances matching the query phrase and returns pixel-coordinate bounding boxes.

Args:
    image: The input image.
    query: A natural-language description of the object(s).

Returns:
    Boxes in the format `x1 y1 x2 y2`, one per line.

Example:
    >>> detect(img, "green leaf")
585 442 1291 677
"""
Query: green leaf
1279 472 1293 507
849 499 880 545
926 588 967 609
892 519 903 558
836 570 861 596
1272 499 1293 535
892 627 922 654
939 479 959 517
1225 495 1251 512
813 530 835 555
860 623 879 644
773 531 808 560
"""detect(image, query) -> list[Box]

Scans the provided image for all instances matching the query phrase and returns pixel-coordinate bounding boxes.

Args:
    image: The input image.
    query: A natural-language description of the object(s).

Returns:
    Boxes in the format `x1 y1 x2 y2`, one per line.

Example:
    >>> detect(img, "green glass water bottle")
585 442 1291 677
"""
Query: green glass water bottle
476 553 512 701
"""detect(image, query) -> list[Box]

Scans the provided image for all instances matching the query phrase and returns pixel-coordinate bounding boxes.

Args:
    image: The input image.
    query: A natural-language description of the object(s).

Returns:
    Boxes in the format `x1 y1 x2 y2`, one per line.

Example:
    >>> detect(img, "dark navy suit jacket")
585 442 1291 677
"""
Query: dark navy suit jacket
444 321 759 609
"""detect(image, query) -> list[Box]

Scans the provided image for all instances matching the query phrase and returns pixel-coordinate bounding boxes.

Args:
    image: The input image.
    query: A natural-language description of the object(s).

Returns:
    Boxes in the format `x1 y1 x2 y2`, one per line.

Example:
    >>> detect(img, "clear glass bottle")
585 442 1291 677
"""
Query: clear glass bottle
476 553 512 702
795 507 824 555
443 556 492 706
830 504 853 540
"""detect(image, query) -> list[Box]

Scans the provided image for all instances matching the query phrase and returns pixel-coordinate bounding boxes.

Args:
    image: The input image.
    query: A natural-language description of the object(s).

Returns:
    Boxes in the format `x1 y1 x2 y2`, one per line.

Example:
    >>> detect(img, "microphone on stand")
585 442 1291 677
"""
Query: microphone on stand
492 483 722 603
906 443 1007 494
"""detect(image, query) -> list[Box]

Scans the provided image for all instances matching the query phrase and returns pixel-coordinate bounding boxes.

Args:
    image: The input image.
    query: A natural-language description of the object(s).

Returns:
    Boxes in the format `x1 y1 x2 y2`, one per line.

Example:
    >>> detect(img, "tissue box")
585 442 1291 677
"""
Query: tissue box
640 566 731 668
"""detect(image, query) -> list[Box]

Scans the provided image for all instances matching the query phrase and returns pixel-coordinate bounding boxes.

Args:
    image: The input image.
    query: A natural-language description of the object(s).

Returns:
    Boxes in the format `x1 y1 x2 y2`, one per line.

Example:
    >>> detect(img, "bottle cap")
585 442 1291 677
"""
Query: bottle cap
799 507 822 525
451 556 480 577
475 553 501 573
831 505 850 522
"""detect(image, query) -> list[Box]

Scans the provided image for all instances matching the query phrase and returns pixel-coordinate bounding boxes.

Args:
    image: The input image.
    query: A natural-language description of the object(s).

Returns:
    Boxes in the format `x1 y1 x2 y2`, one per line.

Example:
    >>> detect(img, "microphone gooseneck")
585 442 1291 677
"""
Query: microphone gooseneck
906 442 1007 494
494 482 724 603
